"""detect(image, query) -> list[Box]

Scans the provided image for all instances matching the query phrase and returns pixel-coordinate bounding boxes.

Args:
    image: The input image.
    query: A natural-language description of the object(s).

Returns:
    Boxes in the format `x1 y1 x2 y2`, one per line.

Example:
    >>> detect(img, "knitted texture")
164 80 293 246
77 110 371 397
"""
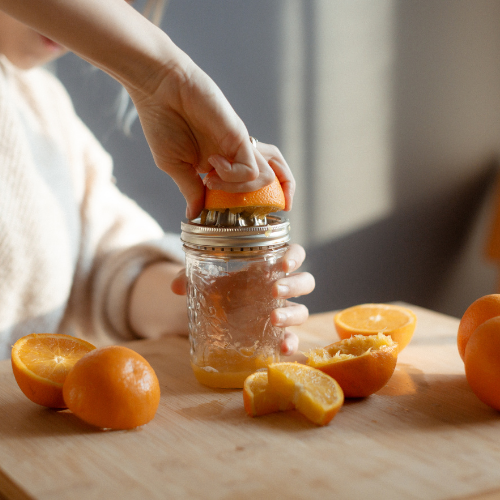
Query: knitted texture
0 56 182 359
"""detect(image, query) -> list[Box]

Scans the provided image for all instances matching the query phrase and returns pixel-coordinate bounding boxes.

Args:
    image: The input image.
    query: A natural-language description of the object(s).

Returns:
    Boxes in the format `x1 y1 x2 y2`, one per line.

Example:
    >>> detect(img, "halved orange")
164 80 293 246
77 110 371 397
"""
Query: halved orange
267 362 344 426
334 303 417 352
304 333 398 398
11 333 96 408
243 370 294 417
204 171 285 215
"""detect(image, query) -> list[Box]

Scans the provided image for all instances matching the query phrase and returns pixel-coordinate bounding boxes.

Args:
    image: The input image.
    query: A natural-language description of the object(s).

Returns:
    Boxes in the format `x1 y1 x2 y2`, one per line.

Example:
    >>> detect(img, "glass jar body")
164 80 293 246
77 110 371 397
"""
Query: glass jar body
184 244 288 388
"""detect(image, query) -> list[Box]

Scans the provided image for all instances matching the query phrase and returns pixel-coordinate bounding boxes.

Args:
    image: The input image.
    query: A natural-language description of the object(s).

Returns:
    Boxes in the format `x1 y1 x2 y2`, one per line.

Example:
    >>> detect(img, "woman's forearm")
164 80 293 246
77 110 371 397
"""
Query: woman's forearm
0 0 184 92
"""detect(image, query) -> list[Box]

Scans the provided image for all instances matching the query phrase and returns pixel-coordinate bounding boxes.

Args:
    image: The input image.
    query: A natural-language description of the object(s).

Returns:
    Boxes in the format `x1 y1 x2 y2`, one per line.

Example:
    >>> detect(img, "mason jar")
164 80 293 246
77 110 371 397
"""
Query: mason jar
180 216 291 389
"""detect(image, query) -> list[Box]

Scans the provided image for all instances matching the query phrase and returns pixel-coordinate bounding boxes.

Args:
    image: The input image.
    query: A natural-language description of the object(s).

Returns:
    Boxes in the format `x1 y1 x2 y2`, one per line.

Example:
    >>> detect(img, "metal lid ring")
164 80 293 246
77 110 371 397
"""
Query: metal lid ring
181 215 290 249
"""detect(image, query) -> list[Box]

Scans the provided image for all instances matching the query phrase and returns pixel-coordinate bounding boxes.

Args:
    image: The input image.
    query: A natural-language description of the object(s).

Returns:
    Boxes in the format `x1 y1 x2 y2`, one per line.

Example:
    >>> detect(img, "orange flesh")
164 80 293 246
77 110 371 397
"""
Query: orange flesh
306 333 396 366
15 336 95 384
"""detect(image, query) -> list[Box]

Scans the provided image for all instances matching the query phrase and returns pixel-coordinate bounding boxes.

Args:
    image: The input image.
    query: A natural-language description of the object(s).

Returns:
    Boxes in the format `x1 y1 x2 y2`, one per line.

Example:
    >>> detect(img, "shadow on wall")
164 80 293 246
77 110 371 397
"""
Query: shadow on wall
301 161 497 316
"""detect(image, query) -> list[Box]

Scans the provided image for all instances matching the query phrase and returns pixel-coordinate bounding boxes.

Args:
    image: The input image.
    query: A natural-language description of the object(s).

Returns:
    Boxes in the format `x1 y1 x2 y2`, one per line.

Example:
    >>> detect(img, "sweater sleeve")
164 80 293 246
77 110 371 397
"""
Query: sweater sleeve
62 118 184 345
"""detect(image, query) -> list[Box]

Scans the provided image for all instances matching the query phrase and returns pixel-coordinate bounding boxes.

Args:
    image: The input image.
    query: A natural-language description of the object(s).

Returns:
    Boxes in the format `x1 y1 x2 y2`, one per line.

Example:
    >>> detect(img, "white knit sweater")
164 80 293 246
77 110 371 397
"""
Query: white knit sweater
0 55 183 359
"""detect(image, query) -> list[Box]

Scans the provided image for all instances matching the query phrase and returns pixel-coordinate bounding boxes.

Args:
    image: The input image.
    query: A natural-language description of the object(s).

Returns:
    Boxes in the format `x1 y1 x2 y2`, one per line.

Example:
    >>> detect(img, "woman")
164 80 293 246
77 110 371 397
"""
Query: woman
0 1 313 358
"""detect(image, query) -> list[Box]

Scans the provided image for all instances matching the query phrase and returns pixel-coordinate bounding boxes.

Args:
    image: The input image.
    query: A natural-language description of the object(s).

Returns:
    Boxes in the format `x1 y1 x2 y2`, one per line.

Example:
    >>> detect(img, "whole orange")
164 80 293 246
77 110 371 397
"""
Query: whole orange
464 316 500 410
63 346 160 429
457 294 500 361
204 171 285 213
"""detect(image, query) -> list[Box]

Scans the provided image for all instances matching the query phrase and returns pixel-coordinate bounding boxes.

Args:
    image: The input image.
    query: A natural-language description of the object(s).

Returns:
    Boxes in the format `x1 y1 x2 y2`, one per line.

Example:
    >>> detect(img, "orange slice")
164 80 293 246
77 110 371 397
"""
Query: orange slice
243 370 294 417
204 171 285 215
11 333 96 408
304 333 398 398
334 303 417 352
267 362 344 426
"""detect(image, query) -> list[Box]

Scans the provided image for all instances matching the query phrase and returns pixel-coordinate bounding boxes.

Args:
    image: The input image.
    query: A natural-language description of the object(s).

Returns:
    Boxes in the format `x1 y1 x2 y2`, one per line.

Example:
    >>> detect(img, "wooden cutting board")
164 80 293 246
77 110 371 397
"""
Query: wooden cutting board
1 304 500 500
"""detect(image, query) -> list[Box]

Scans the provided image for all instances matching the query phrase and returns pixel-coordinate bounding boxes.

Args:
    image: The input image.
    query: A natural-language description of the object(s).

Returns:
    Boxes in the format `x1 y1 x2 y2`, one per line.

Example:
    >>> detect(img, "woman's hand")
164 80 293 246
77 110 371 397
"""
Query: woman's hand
127 57 295 219
171 243 315 356
0 0 295 218
271 243 315 355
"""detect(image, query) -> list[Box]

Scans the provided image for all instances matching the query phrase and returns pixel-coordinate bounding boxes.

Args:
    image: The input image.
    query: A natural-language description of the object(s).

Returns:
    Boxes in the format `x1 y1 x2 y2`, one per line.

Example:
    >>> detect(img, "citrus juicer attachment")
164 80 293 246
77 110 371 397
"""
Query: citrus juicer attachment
200 207 272 227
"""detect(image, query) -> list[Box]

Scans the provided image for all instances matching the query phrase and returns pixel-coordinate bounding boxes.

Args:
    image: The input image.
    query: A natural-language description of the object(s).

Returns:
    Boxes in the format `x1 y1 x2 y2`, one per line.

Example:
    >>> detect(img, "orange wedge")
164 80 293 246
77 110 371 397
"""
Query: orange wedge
267 362 344 426
11 333 96 408
334 303 417 352
304 333 398 398
243 370 295 417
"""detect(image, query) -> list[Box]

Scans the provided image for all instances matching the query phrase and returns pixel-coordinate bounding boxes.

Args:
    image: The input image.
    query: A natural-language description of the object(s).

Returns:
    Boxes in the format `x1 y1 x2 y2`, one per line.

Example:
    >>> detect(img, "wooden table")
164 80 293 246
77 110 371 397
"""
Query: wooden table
1 305 500 500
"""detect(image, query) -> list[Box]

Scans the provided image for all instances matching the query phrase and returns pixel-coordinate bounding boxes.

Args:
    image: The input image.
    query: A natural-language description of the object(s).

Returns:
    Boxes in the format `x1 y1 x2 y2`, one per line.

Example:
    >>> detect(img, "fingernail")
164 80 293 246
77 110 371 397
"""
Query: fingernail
185 206 192 219
277 284 289 297
275 312 286 325
207 156 218 169
208 154 232 173
287 259 296 272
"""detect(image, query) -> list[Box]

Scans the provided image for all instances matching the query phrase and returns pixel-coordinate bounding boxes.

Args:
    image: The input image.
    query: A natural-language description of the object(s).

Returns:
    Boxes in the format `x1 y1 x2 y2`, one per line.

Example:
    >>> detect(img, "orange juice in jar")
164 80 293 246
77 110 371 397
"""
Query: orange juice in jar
181 216 290 389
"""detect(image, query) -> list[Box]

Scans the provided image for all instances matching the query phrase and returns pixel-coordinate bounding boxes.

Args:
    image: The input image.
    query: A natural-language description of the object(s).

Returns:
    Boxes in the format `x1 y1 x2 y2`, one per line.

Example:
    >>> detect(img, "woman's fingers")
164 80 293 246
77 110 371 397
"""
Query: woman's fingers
283 243 306 274
256 142 295 211
280 331 299 356
273 272 316 301
274 243 314 299
204 141 295 212
170 268 187 295
271 301 309 328
204 149 275 192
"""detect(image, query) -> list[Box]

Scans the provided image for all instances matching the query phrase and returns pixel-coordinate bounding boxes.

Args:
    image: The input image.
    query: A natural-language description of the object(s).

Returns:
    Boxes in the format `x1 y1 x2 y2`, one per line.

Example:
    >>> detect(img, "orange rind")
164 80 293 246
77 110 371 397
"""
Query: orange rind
304 333 398 398
203 171 285 216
